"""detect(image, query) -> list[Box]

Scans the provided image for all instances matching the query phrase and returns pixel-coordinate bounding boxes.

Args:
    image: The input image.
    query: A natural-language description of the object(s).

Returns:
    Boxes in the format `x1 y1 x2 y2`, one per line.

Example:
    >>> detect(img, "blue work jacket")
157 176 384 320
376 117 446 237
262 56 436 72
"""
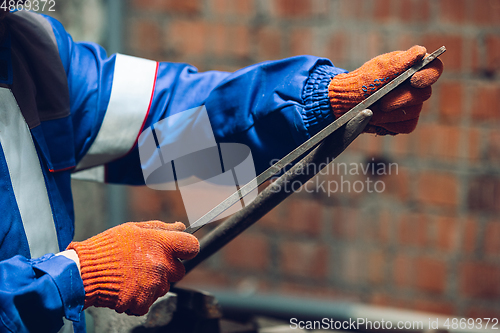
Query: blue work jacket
0 11 346 333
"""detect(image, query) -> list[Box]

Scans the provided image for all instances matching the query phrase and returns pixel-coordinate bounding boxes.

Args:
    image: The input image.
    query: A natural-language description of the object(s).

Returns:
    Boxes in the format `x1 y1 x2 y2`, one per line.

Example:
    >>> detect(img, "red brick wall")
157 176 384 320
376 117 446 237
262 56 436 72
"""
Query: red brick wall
125 0 500 319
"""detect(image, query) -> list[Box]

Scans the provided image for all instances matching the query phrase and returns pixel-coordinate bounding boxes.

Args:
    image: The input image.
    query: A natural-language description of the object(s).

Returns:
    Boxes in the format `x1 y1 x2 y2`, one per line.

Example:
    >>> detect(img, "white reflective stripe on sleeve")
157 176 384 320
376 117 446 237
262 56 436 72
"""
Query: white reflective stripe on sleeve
75 54 158 171
71 165 105 183
0 88 59 258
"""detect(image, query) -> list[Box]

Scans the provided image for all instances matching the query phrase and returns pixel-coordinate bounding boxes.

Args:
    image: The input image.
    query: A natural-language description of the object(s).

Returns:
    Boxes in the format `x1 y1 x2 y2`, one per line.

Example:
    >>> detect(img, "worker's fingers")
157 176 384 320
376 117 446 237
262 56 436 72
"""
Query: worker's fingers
165 233 200 260
371 104 422 125
167 259 187 283
375 116 420 134
378 83 430 112
379 45 427 76
137 221 187 232
411 56 443 88
124 297 156 317
364 125 397 136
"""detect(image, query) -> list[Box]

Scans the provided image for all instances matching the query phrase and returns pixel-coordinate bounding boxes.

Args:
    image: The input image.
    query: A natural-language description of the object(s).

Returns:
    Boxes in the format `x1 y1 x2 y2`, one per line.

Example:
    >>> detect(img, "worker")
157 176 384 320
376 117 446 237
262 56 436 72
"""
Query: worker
0 6 443 333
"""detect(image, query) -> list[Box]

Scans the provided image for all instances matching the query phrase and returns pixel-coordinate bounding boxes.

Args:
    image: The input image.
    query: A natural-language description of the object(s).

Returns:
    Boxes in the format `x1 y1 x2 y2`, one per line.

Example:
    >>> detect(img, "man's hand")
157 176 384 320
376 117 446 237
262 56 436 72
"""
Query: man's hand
67 221 199 316
328 45 443 135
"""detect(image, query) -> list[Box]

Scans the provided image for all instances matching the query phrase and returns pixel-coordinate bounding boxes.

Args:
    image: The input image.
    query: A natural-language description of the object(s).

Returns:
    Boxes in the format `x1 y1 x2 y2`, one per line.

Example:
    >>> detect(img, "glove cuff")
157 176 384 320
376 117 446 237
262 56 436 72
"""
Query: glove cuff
67 233 125 310
328 72 367 119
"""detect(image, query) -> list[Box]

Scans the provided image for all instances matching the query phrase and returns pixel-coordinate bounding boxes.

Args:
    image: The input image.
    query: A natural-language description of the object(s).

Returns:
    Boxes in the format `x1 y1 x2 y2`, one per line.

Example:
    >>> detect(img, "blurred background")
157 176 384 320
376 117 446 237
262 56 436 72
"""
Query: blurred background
61 0 500 322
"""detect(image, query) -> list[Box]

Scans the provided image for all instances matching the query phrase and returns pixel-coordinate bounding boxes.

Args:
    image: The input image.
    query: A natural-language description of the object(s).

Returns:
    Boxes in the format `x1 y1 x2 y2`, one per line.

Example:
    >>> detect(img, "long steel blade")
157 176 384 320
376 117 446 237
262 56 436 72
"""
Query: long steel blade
185 46 446 234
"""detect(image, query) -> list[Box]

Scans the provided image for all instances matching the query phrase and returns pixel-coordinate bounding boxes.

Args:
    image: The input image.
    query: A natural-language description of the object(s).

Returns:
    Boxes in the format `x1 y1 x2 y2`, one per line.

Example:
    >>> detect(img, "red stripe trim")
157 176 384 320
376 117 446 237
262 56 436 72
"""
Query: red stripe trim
49 165 76 173
125 61 159 156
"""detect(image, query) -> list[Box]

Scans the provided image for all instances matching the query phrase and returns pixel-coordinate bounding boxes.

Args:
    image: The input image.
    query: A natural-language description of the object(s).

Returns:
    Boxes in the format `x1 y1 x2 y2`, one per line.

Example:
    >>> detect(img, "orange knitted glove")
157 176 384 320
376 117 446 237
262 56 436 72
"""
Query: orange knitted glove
66 221 199 316
328 45 443 135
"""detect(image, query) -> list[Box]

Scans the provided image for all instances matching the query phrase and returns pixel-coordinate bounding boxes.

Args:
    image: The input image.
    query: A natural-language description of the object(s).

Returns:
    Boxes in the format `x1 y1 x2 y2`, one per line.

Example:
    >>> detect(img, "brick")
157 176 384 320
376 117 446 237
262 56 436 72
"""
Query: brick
211 0 225 15
468 176 500 213
257 26 282 60
435 215 458 252
417 171 459 207
360 210 384 242
416 124 463 160
165 0 202 14
378 209 391 243
486 35 500 74
415 257 447 293
415 123 437 158
340 246 364 284
471 0 500 25
420 95 432 116
272 0 313 18
129 19 162 56
167 20 208 56
373 0 393 22
434 125 463 160
338 0 364 19
279 240 328 279
223 233 270 271
325 32 347 63
234 0 255 16
484 220 500 255
439 0 467 23
439 81 463 123
210 23 226 57
368 250 385 284
397 0 413 22
462 217 478 254
488 131 500 163
393 254 413 287
468 127 481 162
337 30 381 68
460 262 500 298
290 28 313 56
396 33 421 56
285 199 323 236
132 0 202 14
423 34 463 71
366 32 383 61
413 299 455 316
469 38 481 74
398 213 428 247
226 24 251 59
390 133 410 156
471 83 500 122
259 204 283 230
411 0 431 22
359 132 384 156
130 187 188 221
331 206 357 240
212 0 255 17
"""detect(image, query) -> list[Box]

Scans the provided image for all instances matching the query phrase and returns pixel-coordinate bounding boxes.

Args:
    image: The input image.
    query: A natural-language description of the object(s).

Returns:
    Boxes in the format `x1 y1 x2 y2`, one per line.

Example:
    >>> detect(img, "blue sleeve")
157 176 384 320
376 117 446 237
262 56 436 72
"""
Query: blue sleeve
0 254 84 333
44 15 347 184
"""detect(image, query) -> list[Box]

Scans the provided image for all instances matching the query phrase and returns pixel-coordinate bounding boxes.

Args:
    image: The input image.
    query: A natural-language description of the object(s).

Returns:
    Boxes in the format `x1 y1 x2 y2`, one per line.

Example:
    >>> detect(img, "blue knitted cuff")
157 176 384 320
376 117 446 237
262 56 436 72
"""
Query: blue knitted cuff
302 65 347 136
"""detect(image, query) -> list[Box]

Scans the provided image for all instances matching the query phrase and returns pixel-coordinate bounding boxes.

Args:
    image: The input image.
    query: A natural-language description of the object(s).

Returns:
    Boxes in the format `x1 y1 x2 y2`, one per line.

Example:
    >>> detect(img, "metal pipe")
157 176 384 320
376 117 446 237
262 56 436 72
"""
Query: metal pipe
206 290 494 333
183 110 373 274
